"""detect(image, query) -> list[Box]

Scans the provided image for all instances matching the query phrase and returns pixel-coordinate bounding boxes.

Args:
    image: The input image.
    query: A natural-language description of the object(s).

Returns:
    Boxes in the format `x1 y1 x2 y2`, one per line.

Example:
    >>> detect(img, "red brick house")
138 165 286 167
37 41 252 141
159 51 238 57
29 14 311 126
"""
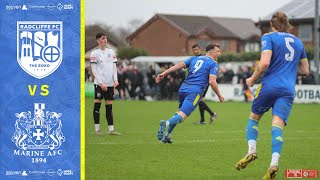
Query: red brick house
127 14 261 56
257 0 318 49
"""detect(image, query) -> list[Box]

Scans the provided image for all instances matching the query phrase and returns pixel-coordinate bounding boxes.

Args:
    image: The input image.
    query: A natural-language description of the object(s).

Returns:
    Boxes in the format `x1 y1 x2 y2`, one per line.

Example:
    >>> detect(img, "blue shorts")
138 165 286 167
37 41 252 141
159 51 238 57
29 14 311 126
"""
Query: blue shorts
178 91 202 116
251 84 294 124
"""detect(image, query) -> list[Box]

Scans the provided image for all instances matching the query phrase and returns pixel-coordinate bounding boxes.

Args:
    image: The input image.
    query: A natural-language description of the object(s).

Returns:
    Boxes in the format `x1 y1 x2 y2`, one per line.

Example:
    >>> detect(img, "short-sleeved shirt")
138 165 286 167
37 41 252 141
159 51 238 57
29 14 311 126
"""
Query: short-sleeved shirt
90 48 117 86
260 32 307 95
179 55 219 95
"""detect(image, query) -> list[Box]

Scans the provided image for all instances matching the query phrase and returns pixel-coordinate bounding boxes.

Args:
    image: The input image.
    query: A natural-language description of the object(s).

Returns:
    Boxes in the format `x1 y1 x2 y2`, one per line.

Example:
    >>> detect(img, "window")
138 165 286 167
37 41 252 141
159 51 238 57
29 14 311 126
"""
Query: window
197 39 211 49
299 24 312 42
245 42 259 52
221 40 229 51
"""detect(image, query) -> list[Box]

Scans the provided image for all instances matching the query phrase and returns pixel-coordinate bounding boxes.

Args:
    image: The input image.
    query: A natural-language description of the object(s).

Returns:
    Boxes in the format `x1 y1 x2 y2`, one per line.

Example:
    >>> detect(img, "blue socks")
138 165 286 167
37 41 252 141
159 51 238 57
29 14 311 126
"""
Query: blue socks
166 114 183 134
244 117 284 167
271 125 284 154
167 124 176 134
246 118 259 141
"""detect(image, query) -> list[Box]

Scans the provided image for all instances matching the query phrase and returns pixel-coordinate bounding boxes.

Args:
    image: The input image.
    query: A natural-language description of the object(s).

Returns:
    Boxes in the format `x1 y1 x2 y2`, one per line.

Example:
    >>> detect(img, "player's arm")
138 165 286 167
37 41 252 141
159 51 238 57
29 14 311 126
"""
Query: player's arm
297 49 309 76
112 50 119 87
209 75 224 102
156 62 185 83
251 51 271 79
246 51 271 87
247 35 272 87
298 58 309 76
113 62 119 87
90 51 106 90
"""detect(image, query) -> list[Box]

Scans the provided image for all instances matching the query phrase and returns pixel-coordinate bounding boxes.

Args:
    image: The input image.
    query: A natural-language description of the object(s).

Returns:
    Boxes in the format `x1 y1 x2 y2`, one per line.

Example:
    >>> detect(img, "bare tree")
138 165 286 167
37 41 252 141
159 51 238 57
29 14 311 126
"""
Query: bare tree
114 18 143 45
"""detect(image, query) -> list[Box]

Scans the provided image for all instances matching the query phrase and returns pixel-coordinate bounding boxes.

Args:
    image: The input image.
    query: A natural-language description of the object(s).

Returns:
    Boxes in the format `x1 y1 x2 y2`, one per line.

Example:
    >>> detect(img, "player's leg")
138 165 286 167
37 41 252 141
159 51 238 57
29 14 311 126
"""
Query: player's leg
164 93 201 142
236 112 261 170
200 101 216 124
159 92 188 142
263 96 292 179
157 92 186 141
159 92 201 143
105 87 120 135
161 111 187 144
202 101 215 116
197 100 205 124
157 111 179 140
93 84 103 135
262 115 284 179
236 84 275 170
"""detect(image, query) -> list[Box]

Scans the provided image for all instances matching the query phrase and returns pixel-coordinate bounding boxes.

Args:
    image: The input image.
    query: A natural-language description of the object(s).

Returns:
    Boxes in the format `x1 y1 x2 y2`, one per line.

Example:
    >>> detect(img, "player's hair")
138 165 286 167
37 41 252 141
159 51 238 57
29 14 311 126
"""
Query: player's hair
192 44 200 49
270 11 292 32
96 32 106 40
206 44 220 52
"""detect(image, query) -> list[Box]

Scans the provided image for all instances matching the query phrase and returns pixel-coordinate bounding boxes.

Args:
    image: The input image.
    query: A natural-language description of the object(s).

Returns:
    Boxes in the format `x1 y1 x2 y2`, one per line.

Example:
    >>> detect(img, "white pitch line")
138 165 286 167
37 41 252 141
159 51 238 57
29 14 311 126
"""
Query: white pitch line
88 137 320 145
87 130 320 136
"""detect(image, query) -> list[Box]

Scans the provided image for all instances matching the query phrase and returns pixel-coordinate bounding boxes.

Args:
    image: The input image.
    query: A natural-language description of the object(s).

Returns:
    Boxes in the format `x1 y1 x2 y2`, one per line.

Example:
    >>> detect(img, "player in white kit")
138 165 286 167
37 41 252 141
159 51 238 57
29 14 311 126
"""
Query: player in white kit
90 33 120 135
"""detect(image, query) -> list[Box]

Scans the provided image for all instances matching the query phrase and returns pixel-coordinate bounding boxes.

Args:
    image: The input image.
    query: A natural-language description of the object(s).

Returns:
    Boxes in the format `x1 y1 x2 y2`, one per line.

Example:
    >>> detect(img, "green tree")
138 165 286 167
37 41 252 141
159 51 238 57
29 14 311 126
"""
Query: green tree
218 52 238 62
238 51 260 62
218 51 260 62
117 47 148 59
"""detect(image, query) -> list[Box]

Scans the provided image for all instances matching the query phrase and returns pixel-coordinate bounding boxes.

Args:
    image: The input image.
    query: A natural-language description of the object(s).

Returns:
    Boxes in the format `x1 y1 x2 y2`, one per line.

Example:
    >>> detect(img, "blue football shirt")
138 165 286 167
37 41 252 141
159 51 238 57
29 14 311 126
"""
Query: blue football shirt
179 55 219 93
260 32 307 93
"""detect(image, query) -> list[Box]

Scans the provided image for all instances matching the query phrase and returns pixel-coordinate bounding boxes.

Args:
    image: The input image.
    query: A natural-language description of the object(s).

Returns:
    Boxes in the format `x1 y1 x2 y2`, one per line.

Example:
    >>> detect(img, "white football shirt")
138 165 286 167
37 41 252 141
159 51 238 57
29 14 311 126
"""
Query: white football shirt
90 48 118 86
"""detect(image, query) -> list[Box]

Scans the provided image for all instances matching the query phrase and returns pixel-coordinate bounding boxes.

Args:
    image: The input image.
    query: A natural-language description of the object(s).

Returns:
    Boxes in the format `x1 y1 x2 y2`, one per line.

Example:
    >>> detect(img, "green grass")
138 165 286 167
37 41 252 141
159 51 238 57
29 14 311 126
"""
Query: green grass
85 97 320 180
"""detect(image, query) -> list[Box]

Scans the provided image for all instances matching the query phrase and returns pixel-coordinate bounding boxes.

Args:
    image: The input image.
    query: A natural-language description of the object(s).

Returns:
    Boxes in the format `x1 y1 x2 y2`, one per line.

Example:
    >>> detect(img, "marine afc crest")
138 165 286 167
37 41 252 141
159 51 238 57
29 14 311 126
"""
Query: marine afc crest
17 21 63 79
12 103 65 150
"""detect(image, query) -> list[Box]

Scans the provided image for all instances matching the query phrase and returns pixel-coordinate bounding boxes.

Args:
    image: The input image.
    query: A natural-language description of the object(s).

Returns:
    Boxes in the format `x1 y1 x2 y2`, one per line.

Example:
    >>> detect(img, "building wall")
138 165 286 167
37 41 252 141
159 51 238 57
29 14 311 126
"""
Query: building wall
129 17 188 56
187 35 239 54
129 16 253 55
227 39 238 52
187 33 212 55
214 38 238 53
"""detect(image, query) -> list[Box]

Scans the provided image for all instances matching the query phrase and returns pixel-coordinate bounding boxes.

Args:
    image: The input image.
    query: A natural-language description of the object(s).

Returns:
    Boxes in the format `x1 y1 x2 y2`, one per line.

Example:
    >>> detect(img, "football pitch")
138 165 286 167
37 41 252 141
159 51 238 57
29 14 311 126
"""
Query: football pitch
85 96 320 180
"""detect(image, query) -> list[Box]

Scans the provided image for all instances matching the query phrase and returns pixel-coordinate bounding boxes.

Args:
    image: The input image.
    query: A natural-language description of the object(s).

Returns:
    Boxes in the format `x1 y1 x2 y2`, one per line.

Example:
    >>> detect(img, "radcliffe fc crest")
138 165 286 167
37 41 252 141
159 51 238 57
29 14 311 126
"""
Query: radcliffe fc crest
17 21 63 79
12 103 65 150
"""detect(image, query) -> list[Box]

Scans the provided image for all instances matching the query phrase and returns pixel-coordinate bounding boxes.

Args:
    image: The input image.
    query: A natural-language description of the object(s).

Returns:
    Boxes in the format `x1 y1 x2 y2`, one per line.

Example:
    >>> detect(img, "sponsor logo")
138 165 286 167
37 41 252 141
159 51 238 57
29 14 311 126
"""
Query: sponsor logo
47 169 55 176
22 170 28 176
261 40 266 49
57 3 63 10
57 169 63 176
6 5 21 10
22 5 28 10
63 4 74 10
28 5 46 10
285 169 318 178
47 3 55 10
28 170 46 175
6 171 21 176
63 170 74 176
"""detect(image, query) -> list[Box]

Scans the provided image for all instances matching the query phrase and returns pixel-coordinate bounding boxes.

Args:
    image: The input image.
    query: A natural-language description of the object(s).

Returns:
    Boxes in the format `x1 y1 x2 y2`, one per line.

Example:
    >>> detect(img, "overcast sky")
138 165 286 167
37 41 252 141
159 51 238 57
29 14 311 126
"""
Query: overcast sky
86 0 292 29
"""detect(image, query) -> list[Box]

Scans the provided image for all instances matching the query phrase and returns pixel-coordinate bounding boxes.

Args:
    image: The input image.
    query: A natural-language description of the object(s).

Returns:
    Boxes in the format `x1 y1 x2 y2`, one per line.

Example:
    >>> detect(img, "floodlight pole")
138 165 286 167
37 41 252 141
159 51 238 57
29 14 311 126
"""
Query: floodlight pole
315 0 320 84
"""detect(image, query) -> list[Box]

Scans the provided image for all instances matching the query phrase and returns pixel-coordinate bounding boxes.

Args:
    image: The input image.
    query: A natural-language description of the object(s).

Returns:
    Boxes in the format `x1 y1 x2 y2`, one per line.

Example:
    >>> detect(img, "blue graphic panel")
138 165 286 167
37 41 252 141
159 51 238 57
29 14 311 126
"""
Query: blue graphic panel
0 0 80 179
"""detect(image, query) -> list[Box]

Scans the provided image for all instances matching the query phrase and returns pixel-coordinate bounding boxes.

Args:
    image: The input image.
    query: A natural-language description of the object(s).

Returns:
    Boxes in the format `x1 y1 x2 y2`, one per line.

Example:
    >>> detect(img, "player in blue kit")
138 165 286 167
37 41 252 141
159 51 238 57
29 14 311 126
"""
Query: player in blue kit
156 44 224 144
192 44 217 125
235 12 310 179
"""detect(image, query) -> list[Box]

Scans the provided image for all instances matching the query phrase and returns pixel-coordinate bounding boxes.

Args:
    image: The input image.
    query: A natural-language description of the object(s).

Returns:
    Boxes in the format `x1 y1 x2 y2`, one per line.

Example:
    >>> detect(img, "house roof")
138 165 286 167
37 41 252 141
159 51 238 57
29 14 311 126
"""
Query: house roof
260 0 317 21
128 14 261 42
212 17 261 40
159 14 235 38
85 25 124 52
